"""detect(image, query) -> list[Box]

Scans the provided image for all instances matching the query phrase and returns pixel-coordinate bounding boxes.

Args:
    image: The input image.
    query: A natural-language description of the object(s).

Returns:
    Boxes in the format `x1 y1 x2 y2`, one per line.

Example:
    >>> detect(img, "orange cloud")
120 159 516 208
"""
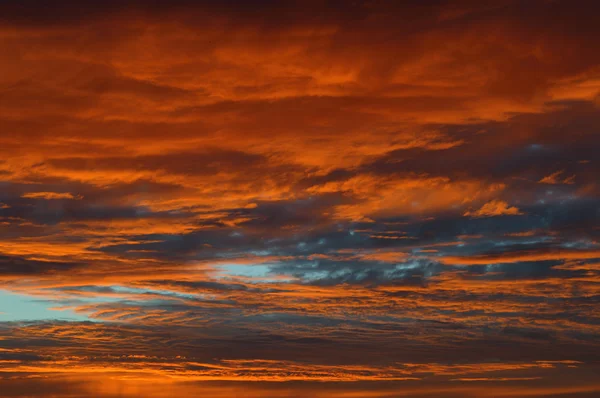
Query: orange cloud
441 249 600 265
463 200 523 218
539 170 576 185
1 2 600 396
21 192 82 200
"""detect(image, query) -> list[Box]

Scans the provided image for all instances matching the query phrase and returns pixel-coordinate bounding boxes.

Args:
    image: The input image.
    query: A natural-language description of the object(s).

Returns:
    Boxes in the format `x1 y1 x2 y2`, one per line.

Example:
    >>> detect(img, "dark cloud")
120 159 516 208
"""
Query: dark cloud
0 254 82 275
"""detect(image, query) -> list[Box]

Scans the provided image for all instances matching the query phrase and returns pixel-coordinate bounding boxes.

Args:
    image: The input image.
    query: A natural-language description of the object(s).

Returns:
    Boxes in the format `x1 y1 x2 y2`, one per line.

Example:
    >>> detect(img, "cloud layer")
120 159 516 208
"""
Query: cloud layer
1 1 599 396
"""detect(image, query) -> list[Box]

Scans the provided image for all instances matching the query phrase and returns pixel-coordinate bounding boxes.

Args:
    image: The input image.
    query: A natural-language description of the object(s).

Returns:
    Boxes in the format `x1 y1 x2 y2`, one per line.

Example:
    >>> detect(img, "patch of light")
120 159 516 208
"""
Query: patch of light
109 285 201 300
214 263 295 284
561 240 597 249
0 289 88 322
250 250 272 256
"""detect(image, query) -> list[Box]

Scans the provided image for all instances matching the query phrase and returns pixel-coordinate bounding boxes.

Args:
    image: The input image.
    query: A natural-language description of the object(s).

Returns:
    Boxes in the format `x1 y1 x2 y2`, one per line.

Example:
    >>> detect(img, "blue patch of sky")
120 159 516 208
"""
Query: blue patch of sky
0 289 88 322
217 263 295 283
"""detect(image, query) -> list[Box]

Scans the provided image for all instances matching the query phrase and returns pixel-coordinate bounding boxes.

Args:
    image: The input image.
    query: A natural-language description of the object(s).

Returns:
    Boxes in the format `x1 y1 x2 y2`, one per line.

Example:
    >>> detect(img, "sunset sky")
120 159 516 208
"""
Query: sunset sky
1 1 600 397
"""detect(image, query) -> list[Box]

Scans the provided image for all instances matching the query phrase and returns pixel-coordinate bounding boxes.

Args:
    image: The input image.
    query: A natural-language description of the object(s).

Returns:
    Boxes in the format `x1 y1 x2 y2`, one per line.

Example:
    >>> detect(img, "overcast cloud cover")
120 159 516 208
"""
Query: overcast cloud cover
1 1 599 396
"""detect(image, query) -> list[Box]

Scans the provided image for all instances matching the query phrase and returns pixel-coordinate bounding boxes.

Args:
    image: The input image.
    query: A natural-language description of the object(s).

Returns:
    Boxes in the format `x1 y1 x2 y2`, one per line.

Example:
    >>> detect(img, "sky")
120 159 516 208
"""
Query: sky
0 0 599 396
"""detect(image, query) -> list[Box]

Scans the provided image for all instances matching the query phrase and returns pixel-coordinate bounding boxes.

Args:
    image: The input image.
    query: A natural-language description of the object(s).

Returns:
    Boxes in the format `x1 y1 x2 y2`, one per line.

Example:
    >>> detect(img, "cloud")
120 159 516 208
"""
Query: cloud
21 192 81 200
539 170 576 185
441 249 600 266
464 200 523 218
